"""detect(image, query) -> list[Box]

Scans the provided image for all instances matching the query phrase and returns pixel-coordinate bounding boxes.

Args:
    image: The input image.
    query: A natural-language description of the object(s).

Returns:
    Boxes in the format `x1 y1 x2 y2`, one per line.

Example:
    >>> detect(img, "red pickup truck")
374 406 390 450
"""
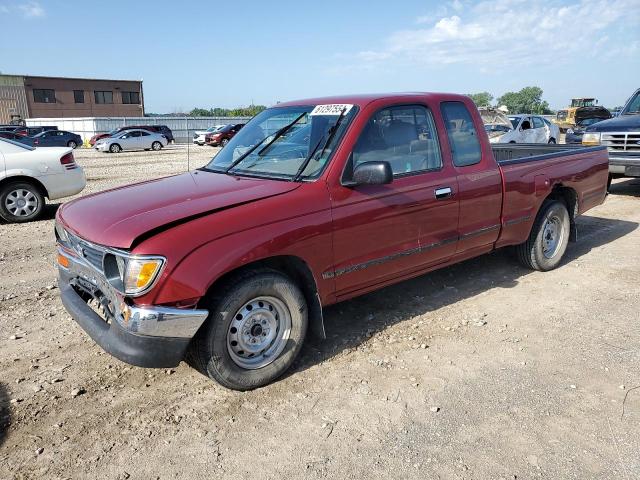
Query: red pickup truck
56 93 608 390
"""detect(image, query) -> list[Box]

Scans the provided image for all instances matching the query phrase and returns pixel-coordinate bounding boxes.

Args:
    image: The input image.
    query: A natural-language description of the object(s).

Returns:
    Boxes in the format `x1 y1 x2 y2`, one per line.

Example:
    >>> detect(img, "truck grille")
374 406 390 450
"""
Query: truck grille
67 234 105 271
601 132 640 155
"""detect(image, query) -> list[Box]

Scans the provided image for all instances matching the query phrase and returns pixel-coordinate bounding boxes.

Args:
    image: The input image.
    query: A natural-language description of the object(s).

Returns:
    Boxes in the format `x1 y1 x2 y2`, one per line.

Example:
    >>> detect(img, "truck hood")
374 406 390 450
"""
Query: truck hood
585 114 640 132
58 171 301 248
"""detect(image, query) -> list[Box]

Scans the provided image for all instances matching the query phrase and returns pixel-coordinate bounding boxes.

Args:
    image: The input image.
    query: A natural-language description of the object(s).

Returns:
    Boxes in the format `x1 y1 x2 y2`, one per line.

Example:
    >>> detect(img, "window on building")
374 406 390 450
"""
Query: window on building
33 89 56 103
121 91 140 104
94 91 113 104
441 101 482 167
74 90 84 103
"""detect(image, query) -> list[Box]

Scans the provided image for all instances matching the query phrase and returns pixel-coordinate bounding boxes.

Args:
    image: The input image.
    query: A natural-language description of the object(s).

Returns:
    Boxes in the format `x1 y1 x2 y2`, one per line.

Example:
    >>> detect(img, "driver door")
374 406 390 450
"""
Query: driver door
328 103 459 298
519 117 536 143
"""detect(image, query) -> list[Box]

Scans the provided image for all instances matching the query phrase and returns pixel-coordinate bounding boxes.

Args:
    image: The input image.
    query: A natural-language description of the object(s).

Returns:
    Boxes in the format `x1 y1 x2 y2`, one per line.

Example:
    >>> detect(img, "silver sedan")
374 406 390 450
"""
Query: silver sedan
94 129 169 153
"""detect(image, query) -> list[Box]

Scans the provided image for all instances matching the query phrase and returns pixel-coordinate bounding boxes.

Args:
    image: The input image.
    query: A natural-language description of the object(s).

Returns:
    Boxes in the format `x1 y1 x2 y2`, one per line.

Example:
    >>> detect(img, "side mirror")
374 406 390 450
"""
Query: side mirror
352 161 393 186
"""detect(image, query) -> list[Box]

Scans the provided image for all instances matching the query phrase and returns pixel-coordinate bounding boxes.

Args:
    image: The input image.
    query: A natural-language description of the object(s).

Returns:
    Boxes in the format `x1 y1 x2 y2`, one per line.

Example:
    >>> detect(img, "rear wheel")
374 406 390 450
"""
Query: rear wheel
152 141 162 151
188 269 308 390
516 200 570 271
607 174 613 192
67 140 78 149
109 143 121 153
0 181 45 223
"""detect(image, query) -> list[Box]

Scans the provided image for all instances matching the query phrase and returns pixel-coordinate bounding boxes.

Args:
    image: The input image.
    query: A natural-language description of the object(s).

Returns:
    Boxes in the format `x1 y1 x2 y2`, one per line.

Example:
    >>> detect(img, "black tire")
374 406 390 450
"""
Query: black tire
607 174 613 192
0 181 45 223
221 138 229 147
509 141 516 144
516 200 570 271
151 141 162 151
548 138 556 144
67 140 78 149
109 143 121 153
188 269 308 390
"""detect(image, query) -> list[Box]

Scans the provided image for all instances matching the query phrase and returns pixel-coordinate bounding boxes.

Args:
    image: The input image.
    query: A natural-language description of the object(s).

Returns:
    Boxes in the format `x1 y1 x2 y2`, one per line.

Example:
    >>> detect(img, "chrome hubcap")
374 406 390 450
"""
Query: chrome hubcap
5 189 38 217
153 142 160 150
542 215 563 258
227 296 291 369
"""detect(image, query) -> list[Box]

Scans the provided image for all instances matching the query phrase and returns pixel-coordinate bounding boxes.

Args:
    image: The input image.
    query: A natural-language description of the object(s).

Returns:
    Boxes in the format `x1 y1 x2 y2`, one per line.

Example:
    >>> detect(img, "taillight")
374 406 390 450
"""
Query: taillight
60 152 77 170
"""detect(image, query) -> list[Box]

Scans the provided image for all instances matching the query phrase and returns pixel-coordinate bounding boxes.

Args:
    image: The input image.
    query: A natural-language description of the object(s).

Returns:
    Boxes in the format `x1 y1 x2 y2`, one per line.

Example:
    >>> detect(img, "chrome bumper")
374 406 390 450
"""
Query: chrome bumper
57 246 208 339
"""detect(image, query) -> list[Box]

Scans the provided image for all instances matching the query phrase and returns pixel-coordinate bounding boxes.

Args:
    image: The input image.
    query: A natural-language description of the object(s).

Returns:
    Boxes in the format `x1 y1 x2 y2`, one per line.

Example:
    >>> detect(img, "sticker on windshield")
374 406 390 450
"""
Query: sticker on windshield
310 104 354 116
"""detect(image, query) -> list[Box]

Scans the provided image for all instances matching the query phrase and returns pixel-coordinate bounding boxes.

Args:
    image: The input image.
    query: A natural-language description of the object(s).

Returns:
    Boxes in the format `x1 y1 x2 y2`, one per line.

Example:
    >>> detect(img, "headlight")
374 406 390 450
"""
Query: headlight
582 132 601 146
55 222 69 243
103 252 165 296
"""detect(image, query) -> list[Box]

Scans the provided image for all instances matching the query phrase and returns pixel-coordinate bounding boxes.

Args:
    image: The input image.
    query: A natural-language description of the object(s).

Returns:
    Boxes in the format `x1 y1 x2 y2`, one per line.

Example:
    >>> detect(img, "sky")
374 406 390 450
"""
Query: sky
0 0 638 112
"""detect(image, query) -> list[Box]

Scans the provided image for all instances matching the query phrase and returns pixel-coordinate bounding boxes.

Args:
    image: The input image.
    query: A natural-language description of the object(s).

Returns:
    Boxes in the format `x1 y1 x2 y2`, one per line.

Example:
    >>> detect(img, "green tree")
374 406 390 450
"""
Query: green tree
466 92 494 107
496 87 552 114
189 105 268 117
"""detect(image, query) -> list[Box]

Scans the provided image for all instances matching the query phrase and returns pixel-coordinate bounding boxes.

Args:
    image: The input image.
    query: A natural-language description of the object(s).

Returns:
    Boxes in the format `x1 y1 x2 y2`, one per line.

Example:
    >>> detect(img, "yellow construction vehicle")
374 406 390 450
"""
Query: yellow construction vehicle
553 98 610 131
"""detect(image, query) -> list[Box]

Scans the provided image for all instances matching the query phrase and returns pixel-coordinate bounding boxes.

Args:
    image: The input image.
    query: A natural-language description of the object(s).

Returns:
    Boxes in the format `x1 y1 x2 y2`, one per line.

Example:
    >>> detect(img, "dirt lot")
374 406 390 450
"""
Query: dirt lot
1 146 639 479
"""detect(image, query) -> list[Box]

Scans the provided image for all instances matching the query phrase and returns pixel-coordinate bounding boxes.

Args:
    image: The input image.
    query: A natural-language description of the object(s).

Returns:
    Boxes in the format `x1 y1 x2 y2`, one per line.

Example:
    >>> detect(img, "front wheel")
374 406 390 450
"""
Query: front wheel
188 269 308 390
221 138 229 147
0 181 45 223
151 141 162 151
109 143 121 153
548 138 556 144
516 200 570 271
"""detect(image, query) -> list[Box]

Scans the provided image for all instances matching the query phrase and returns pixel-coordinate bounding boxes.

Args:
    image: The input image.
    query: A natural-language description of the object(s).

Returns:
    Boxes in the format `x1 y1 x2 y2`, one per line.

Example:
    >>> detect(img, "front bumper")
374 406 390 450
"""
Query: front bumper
57 246 209 368
94 143 109 152
608 155 640 177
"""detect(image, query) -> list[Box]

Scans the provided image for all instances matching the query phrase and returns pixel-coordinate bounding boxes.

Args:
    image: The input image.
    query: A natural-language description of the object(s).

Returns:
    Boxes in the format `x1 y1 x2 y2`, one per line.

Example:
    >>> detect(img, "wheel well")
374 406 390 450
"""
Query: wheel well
546 184 578 241
0 176 49 199
203 255 325 339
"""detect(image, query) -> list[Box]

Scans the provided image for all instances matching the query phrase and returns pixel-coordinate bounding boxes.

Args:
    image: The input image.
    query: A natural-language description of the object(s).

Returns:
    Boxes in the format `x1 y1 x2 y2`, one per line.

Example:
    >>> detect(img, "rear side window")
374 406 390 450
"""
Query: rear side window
351 104 442 176
441 101 482 167
533 116 545 128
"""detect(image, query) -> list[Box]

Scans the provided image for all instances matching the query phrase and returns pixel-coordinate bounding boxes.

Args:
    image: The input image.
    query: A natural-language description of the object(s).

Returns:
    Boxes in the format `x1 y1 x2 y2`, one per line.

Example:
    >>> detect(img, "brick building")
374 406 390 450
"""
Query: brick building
0 74 144 123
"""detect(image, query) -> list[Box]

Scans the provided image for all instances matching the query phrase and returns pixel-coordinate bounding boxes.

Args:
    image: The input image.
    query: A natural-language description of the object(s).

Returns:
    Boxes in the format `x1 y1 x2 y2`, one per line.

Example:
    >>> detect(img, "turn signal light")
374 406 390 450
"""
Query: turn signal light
57 253 70 268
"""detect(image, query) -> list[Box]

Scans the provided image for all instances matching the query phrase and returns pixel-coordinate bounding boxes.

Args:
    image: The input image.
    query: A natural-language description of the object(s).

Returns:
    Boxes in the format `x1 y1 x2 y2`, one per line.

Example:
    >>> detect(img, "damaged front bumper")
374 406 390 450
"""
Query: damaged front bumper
57 246 209 368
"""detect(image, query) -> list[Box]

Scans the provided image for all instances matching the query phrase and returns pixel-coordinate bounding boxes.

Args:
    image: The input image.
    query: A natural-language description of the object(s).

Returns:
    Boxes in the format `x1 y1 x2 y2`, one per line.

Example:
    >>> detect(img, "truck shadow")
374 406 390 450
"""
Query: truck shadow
609 178 640 197
293 215 638 375
0 383 10 447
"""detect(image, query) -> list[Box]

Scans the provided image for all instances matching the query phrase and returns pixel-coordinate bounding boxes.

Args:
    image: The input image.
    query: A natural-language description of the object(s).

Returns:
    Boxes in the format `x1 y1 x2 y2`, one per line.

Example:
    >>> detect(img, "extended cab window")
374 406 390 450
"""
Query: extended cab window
350 105 442 177
441 102 482 167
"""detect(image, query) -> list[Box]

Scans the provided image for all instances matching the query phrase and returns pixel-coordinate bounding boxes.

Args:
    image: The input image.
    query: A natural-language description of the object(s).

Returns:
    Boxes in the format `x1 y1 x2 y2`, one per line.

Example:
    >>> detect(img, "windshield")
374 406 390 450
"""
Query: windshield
622 91 640 115
509 117 520 128
204 105 356 180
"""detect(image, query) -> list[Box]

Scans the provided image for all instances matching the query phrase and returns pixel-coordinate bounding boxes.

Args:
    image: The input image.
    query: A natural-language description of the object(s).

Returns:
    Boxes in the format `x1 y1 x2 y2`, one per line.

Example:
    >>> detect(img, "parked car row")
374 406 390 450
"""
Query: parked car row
192 125 227 145
204 123 245 146
0 126 82 149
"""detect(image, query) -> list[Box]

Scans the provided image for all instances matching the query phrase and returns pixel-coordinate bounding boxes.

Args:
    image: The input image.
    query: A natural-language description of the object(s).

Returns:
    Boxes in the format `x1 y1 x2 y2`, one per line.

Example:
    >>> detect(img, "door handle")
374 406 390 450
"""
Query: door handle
434 187 453 199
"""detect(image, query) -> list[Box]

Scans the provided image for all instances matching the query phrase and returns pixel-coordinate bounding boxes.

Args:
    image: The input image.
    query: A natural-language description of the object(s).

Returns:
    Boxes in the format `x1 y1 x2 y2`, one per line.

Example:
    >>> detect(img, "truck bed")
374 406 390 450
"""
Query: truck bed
492 143 606 164
493 143 609 249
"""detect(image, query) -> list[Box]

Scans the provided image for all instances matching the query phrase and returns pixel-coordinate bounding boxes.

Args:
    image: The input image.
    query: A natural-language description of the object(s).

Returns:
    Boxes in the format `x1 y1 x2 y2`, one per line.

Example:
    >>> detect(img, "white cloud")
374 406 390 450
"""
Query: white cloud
349 0 640 70
20 1 45 18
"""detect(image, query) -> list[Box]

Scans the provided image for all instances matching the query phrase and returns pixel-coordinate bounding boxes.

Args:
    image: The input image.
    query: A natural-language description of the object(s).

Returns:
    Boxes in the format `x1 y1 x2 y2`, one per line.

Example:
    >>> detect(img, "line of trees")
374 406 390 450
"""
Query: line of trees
188 105 267 117
466 87 553 114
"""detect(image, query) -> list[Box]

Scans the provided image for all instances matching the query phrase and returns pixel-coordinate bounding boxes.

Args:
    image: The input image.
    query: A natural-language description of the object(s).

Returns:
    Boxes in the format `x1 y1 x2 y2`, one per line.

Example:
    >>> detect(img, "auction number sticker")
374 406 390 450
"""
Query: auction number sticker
310 104 354 116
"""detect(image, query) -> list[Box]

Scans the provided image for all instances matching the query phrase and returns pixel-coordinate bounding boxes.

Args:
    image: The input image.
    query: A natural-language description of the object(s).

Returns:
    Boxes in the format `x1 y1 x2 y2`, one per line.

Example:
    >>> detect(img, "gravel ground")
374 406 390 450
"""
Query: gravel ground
0 146 639 479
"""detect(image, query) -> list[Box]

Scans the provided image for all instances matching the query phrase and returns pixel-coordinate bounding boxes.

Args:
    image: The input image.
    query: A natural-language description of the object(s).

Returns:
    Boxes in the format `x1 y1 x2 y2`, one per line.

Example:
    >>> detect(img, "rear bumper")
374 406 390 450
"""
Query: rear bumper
44 169 86 200
58 256 209 368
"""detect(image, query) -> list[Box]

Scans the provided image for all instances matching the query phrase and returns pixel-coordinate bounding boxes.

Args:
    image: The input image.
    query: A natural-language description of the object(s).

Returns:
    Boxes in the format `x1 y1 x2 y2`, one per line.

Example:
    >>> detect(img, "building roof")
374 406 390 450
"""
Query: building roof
0 73 142 83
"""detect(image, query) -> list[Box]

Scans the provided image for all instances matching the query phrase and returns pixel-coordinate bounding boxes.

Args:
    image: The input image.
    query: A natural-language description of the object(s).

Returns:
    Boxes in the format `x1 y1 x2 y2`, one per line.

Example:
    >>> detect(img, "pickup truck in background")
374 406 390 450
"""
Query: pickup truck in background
582 87 640 184
56 93 609 390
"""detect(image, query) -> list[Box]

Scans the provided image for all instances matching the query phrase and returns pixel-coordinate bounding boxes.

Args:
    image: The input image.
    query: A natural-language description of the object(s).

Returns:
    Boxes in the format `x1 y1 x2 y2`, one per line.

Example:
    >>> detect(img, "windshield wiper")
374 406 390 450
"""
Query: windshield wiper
292 107 347 182
224 112 307 174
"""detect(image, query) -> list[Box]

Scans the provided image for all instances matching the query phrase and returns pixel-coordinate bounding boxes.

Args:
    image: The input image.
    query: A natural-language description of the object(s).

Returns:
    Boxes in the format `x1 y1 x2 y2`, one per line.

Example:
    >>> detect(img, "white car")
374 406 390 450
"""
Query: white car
94 129 168 153
480 108 560 144
0 138 86 223
192 125 227 145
